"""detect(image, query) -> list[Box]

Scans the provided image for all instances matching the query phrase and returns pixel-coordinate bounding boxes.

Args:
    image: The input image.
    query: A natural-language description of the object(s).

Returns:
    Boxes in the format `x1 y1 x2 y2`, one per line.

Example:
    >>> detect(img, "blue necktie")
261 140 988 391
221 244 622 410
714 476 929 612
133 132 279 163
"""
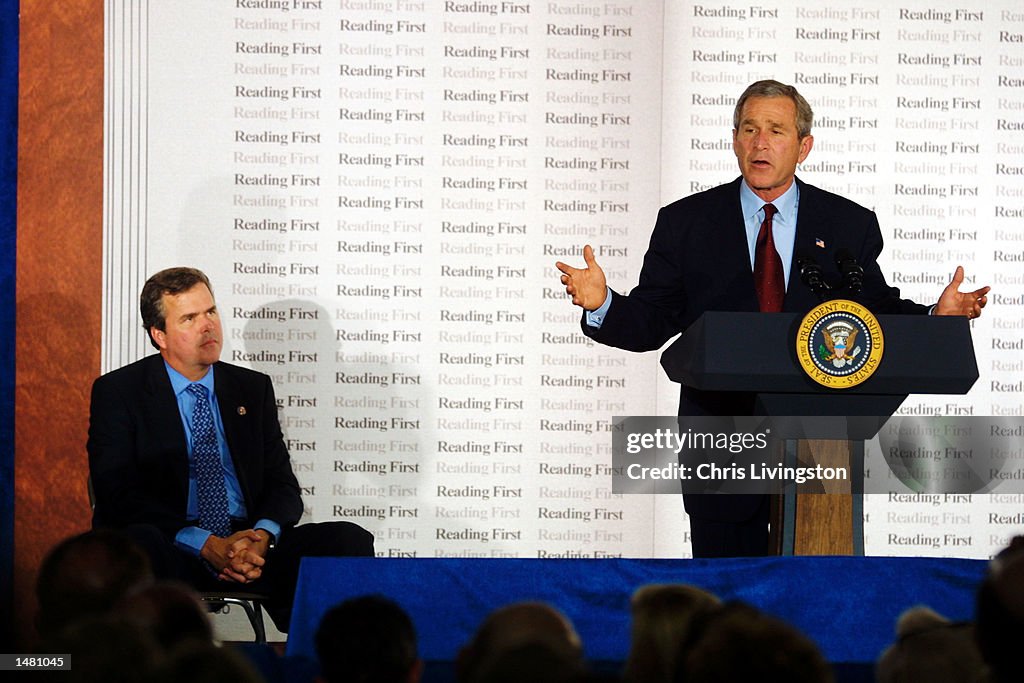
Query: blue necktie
187 383 232 538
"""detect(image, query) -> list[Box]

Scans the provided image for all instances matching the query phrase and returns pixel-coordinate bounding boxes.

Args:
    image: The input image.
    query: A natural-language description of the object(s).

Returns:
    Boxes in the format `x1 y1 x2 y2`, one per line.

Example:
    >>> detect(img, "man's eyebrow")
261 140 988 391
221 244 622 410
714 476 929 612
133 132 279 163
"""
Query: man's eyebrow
177 305 216 322
740 117 790 128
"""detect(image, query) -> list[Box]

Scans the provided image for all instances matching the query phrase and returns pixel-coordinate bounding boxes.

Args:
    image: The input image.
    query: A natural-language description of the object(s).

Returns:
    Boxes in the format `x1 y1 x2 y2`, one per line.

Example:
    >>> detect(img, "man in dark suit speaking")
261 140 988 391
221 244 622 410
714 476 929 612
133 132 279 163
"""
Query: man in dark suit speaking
88 267 373 630
555 79 989 558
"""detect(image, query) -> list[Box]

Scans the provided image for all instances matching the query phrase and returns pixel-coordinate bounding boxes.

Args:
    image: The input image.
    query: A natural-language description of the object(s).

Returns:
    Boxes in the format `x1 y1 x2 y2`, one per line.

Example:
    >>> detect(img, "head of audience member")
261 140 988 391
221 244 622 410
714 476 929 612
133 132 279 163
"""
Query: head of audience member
35 529 153 641
114 580 213 651
151 641 266 683
677 602 833 683
315 595 421 683
876 605 984 683
458 601 584 683
42 614 163 683
623 583 720 683
472 641 587 683
732 79 815 203
975 536 1024 683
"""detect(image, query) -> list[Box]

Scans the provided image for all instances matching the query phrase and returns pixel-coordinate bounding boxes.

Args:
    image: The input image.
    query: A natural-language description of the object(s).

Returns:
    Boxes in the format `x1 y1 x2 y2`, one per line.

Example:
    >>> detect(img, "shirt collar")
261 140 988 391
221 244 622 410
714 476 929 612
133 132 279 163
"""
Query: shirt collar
740 177 799 223
164 359 215 397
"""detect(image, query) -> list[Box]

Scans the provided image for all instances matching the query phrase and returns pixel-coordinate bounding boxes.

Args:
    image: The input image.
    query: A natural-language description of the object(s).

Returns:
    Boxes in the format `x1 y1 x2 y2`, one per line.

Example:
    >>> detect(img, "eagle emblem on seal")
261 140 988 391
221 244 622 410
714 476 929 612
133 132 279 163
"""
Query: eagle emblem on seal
819 321 861 368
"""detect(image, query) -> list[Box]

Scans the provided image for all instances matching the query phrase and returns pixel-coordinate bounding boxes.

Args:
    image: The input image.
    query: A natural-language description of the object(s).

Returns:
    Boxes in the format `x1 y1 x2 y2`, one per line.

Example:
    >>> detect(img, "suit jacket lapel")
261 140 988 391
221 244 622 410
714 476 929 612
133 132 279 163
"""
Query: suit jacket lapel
726 177 756 275
212 363 253 498
141 354 191 494
786 178 833 312
721 178 767 313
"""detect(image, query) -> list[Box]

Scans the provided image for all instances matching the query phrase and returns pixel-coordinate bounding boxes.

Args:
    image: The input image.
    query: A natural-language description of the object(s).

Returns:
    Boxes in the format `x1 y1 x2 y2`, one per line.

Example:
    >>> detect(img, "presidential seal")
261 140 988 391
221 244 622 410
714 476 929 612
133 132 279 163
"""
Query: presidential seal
796 299 883 388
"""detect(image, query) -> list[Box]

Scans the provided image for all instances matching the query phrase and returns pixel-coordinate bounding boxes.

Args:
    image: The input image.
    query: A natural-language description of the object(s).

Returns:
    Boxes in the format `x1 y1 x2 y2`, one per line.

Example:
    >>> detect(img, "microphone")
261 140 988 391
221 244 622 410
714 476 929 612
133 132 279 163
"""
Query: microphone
795 249 829 302
835 248 864 295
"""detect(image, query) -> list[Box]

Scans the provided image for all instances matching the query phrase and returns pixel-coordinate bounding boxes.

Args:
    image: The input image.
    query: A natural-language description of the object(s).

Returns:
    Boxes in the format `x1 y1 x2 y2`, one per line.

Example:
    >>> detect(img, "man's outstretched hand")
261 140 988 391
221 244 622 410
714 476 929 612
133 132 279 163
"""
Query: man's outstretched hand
555 245 609 311
934 266 989 319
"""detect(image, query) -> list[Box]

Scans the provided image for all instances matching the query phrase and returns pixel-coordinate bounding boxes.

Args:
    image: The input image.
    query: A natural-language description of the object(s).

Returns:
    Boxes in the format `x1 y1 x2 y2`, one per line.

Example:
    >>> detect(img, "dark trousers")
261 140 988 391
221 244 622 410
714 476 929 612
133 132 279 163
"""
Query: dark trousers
120 521 374 631
687 494 771 558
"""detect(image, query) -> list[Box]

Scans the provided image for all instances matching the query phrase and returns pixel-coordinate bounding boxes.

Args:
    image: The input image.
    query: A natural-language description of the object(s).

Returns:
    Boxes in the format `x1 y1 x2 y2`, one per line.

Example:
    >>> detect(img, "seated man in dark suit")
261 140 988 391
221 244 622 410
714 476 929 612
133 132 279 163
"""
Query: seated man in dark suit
88 267 374 630
556 79 990 558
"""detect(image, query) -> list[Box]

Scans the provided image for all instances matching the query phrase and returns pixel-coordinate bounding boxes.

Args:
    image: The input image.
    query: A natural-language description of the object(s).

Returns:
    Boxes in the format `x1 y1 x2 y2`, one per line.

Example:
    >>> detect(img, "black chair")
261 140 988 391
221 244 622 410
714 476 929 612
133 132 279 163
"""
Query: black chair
86 477 271 642
199 591 270 643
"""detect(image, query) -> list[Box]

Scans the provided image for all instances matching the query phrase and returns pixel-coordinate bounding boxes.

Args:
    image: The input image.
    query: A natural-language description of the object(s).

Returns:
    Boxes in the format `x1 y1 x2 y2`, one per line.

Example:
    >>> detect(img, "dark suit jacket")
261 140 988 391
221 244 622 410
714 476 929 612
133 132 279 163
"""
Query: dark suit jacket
88 354 303 540
583 177 928 520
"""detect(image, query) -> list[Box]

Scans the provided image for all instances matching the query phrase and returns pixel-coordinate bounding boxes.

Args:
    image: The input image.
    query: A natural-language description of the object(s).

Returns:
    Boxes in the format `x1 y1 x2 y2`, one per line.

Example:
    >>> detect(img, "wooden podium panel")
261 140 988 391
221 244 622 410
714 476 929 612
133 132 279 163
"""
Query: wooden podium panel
793 440 855 555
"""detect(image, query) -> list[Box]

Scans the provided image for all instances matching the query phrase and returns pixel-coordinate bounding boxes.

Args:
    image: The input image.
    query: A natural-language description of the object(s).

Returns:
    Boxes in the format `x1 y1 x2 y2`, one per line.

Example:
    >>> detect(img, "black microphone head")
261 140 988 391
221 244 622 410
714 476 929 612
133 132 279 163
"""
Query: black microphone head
795 248 828 301
834 248 864 294
834 248 857 269
794 248 820 272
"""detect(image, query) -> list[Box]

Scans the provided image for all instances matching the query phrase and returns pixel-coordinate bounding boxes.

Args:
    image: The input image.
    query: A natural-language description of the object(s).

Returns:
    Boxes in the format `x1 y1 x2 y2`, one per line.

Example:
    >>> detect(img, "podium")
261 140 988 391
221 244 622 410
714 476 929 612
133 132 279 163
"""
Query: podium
660 311 978 555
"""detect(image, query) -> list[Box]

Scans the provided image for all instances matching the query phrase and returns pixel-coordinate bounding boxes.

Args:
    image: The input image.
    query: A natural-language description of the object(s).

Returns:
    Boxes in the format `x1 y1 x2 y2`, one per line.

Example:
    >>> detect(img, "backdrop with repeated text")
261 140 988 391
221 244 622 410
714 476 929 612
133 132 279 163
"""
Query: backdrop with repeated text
102 0 1024 559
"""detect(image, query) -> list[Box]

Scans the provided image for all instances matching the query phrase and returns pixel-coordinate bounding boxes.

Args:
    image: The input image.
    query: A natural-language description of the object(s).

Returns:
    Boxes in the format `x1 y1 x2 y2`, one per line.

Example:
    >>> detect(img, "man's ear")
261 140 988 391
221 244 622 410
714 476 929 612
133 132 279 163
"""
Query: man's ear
798 134 814 163
150 327 167 350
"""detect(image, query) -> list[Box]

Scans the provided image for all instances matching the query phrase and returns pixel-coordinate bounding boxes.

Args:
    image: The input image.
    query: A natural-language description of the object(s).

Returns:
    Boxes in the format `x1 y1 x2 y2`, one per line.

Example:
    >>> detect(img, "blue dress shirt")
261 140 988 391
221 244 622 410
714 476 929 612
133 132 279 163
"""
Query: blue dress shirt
166 362 280 555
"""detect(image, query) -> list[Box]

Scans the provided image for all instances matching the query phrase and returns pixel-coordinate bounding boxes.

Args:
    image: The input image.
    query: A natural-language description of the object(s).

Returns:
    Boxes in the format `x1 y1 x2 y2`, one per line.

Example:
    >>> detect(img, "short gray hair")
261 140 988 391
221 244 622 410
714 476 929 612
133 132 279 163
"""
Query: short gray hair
733 80 814 138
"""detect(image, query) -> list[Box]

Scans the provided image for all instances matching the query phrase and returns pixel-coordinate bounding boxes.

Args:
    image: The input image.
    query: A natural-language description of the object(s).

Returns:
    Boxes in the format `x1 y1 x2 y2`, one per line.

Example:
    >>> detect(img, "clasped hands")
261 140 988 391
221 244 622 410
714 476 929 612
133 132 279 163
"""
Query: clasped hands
200 529 271 584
